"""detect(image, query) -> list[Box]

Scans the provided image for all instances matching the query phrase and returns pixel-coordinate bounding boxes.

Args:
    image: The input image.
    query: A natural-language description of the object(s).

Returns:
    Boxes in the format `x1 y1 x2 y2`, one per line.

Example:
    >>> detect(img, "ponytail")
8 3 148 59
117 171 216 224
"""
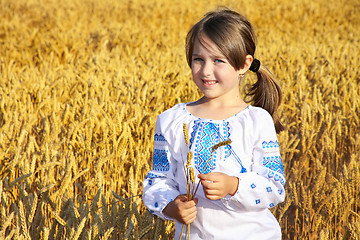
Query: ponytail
246 64 285 133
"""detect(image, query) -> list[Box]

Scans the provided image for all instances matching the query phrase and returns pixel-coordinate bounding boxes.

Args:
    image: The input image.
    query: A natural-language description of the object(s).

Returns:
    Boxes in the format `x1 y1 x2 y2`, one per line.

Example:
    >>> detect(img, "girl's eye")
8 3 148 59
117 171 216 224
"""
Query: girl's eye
215 59 225 63
193 57 203 62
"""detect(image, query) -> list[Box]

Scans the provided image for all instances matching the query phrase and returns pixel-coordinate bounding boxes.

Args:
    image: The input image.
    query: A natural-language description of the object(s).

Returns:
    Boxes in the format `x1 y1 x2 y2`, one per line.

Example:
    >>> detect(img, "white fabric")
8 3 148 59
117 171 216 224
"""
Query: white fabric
143 103 286 239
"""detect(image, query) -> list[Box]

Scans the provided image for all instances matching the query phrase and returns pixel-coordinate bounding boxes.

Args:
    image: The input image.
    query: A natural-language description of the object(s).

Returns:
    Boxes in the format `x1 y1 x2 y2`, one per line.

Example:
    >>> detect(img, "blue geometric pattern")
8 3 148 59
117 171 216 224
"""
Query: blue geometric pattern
188 120 247 174
152 149 169 171
222 122 232 159
222 122 231 139
154 133 167 142
189 120 201 149
193 122 220 174
263 156 284 175
145 172 164 179
262 140 279 149
268 171 286 186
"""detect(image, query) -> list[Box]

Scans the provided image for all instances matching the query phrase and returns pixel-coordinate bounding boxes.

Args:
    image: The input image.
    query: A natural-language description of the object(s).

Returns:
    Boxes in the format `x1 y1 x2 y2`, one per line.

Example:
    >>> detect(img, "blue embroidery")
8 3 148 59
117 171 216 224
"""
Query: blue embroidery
148 179 153 185
263 156 285 175
262 140 279 149
266 187 272 192
145 172 164 179
192 122 220 174
255 199 261 204
152 149 169 171
155 202 158 208
154 133 167 142
268 171 286 186
223 122 231 159
223 121 231 139
250 183 256 189
269 203 275 208
216 123 247 173
189 119 200 149
189 120 247 174
278 189 283 195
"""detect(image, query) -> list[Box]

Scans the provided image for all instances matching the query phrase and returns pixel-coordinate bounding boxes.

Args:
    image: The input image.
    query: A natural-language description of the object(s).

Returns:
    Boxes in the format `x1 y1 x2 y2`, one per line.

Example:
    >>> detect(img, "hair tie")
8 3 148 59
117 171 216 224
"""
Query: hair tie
249 58 261 72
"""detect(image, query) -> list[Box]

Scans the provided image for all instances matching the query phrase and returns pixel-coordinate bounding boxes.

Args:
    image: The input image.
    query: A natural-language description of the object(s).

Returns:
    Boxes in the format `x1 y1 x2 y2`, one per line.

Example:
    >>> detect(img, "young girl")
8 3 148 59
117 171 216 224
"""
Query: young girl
143 8 286 239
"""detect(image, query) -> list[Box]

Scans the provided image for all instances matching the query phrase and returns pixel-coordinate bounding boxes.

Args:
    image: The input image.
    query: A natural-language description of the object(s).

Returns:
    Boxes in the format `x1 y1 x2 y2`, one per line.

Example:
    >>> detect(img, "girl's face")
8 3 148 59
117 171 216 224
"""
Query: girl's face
191 34 246 102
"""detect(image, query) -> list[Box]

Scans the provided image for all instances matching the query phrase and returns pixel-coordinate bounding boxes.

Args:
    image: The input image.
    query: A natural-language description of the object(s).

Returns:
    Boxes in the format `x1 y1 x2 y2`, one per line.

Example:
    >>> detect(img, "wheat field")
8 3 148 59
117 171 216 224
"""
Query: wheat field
0 0 359 239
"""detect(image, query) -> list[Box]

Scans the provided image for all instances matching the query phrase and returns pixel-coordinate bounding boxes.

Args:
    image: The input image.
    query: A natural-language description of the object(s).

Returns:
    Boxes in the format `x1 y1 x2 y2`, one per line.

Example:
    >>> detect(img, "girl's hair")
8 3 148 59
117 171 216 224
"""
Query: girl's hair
186 8 285 133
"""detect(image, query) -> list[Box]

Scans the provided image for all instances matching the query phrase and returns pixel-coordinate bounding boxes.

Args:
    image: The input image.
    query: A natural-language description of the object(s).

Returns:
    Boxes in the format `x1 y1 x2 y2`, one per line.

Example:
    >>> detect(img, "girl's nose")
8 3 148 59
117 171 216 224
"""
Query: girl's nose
202 61 213 76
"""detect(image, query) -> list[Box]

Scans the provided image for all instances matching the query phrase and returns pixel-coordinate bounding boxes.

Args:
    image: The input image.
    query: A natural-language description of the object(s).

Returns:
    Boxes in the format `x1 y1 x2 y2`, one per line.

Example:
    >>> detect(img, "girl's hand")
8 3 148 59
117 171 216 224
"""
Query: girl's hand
198 172 239 200
163 194 198 224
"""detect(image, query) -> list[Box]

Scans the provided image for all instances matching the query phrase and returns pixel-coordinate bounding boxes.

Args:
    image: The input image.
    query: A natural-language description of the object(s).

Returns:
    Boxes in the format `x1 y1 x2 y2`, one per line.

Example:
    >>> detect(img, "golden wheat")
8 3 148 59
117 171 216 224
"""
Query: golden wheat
0 0 359 239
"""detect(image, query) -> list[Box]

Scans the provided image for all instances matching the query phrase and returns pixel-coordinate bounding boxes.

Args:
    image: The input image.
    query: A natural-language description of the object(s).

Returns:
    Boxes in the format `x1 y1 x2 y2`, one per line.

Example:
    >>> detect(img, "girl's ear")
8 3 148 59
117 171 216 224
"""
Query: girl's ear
238 55 253 74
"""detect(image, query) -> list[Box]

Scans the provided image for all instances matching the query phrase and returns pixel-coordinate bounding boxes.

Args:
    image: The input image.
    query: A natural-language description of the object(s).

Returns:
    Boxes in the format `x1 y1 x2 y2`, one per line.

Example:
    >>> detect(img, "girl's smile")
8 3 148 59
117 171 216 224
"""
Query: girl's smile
202 79 217 86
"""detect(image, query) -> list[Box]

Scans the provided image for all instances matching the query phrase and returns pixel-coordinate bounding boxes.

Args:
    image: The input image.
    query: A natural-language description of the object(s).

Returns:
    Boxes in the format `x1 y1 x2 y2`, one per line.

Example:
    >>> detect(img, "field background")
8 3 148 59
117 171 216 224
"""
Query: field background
0 0 359 239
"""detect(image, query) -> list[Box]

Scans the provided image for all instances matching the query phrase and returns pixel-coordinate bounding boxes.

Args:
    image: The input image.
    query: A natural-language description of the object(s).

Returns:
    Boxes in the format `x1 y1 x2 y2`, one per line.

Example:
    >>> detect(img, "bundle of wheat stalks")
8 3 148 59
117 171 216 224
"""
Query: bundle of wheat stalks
181 123 232 239
0 0 359 239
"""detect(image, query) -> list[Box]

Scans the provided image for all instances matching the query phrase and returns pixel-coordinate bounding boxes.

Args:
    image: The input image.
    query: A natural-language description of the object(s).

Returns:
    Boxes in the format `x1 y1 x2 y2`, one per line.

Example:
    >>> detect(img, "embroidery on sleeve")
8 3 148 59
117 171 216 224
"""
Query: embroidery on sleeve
154 133 167 142
152 149 170 171
262 140 285 185
145 172 166 179
262 140 279 149
263 156 284 175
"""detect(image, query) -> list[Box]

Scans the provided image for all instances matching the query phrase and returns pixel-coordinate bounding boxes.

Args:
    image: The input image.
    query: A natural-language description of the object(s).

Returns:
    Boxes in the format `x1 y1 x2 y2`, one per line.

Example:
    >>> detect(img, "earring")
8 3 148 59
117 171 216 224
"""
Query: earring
239 74 245 79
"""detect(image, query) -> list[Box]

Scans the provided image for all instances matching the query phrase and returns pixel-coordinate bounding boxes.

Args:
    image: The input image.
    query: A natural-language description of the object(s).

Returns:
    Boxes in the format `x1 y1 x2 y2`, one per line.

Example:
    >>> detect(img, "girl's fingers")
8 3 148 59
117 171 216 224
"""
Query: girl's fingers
179 202 198 224
198 173 214 181
201 180 220 190
183 209 198 224
176 194 188 202
203 190 220 198
182 201 196 211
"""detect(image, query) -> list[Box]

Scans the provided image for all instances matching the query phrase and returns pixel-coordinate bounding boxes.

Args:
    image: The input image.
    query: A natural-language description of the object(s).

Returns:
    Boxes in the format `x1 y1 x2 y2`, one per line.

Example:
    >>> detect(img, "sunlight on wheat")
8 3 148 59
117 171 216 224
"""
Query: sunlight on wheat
0 0 359 239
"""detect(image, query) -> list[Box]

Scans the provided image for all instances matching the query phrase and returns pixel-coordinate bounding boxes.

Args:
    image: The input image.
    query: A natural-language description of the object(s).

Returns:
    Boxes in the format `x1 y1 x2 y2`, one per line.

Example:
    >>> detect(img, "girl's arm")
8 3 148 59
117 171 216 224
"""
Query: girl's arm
219 109 286 211
143 115 199 222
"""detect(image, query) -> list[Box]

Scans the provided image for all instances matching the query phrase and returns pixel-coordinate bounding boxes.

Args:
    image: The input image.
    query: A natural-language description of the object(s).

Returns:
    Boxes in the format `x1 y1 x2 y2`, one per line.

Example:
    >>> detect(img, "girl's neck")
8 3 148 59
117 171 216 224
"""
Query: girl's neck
186 96 248 120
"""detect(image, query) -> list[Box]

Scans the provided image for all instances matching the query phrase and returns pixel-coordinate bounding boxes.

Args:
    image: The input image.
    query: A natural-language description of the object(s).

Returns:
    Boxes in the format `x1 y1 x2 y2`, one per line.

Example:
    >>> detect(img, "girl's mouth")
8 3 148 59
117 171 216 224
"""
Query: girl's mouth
202 79 217 85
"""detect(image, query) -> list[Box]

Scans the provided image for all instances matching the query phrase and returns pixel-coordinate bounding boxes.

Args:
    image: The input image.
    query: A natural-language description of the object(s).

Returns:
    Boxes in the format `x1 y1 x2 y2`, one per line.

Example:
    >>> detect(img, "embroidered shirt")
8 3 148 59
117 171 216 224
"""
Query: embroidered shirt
143 103 286 240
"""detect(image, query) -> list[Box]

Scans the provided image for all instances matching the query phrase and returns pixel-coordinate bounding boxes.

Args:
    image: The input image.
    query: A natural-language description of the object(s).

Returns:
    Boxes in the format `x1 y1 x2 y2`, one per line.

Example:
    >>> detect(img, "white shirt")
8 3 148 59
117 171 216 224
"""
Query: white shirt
143 103 285 239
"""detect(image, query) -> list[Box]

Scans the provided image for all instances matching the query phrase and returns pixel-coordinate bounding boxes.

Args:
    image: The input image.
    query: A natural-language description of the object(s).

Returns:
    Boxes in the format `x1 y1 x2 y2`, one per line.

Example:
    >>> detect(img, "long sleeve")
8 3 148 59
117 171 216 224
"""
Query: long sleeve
221 109 286 211
142 116 181 220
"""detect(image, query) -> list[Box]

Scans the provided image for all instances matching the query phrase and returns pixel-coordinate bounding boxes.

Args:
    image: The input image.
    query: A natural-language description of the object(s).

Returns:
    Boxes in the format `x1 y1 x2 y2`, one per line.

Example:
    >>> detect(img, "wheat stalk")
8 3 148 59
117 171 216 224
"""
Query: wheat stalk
28 193 38 226
73 217 87 240
180 123 232 239
18 201 31 240
101 227 114 240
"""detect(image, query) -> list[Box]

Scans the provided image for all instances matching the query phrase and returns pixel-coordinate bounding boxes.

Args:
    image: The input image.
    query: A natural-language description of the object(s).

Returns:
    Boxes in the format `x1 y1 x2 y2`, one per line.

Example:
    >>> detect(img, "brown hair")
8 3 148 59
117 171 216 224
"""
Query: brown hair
186 8 285 133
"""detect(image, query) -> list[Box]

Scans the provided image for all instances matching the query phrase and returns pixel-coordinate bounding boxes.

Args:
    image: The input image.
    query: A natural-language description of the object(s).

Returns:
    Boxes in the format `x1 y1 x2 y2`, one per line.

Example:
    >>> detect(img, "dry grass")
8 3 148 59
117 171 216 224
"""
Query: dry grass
0 0 359 239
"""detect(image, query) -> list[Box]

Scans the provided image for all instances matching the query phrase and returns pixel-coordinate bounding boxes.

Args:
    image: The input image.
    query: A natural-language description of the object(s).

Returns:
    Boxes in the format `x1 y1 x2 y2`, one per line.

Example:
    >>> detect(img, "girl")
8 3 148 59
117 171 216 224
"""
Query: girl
143 8 286 239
